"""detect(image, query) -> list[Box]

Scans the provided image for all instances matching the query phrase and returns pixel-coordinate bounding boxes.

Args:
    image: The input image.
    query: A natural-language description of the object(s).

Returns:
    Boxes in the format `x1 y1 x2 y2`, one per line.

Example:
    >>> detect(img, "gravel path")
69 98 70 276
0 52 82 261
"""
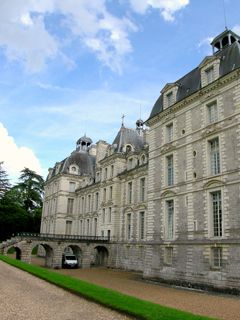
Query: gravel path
54 265 240 320
0 261 132 320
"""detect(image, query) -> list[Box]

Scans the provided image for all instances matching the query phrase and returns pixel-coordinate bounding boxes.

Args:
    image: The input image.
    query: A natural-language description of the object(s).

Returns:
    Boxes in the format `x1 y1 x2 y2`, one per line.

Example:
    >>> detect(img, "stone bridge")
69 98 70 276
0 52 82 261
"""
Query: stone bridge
0 233 112 269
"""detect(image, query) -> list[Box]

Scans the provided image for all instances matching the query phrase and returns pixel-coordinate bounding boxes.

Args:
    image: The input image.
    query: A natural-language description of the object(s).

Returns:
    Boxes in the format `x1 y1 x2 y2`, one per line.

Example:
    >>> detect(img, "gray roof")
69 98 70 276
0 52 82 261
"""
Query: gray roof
112 126 145 153
148 39 240 121
47 150 95 180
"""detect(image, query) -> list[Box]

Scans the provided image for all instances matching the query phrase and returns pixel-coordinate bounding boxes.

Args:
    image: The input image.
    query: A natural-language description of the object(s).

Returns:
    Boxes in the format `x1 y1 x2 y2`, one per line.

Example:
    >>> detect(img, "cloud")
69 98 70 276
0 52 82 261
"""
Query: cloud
129 0 189 21
0 123 43 182
198 37 213 48
233 25 240 35
0 0 137 73
0 0 189 73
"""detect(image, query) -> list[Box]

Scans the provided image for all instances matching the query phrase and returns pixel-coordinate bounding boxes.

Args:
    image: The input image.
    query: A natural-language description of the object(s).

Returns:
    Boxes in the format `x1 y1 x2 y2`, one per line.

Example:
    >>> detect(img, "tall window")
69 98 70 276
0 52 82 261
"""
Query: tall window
127 213 131 239
209 137 220 175
164 247 173 265
81 197 85 213
94 218 97 236
166 91 173 107
102 208 105 223
205 67 214 84
211 247 222 268
140 178 145 202
166 155 174 186
80 220 83 234
87 194 91 212
128 182 133 204
166 123 173 142
69 182 76 192
95 192 99 210
65 220 72 235
166 200 174 239
87 219 90 235
103 188 106 202
139 211 145 240
67 198 74 214
104 167 108 180
207 102 218 123
111 165 114 177
211 191 222 237
109 186 113 200
108 207 112 223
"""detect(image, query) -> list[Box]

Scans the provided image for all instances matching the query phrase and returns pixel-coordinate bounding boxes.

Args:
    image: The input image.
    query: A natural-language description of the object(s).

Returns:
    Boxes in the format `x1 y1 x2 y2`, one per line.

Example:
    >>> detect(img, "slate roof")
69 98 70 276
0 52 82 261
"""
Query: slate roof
148 39 240 121
112 126 145 153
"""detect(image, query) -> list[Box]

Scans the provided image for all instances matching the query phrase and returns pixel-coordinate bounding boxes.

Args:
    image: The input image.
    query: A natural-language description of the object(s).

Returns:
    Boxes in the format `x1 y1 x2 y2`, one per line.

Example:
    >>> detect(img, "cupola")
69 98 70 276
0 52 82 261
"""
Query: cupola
76 134 93 151
211 29 240 53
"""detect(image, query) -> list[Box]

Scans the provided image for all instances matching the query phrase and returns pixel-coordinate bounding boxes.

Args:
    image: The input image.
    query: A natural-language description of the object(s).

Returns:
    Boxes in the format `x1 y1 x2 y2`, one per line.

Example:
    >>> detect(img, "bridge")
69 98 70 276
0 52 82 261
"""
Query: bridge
0 233 111 269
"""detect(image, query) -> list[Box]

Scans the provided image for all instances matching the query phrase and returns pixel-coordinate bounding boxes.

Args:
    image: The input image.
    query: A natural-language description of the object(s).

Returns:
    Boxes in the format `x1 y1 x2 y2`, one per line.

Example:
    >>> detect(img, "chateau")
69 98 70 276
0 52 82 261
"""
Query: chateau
40 29 240 290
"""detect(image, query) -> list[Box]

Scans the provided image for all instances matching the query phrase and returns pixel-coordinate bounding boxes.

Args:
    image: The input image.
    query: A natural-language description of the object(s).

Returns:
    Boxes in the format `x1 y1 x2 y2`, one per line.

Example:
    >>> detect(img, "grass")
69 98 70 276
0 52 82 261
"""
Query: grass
0 255 216 320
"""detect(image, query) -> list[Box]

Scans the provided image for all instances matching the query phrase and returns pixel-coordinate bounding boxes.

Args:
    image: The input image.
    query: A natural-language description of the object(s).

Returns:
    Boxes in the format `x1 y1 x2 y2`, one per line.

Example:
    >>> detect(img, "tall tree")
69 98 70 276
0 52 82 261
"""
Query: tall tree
0 162 10 199
16 168 44 213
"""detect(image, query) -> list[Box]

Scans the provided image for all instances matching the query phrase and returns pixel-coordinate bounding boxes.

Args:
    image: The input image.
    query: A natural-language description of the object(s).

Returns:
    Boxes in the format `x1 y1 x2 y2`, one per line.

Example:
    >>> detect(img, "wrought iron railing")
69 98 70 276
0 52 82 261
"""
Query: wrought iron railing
16 232 110 243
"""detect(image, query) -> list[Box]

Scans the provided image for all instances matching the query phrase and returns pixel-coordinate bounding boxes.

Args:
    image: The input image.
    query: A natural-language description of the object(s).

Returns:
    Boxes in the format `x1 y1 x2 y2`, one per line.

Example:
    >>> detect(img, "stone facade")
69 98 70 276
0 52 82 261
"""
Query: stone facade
40 29 240 291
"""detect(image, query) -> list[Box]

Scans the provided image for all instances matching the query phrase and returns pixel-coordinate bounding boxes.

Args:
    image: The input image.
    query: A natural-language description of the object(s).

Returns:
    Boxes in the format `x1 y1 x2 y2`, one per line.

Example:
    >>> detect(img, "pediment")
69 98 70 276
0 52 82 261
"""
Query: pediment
198 56 220 69
203 179 225 189
161 82 178 94
161 190 177 198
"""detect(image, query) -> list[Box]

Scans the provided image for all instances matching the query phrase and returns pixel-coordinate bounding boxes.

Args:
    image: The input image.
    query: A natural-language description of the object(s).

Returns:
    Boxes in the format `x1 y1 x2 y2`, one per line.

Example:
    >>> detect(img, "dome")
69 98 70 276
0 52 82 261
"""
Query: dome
112 126 145 153
76 134 93 151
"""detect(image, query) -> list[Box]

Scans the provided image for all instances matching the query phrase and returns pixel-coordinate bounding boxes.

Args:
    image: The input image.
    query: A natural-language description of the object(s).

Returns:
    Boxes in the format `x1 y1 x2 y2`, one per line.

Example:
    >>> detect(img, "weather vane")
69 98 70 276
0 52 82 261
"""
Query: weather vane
121 114 125 127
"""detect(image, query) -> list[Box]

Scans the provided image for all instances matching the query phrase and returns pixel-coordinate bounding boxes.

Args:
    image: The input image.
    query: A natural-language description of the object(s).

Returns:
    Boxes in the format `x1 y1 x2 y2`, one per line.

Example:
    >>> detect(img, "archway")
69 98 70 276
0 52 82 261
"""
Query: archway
63 245 82 268
7 246 21 260
30 244 46 267
94 246 109 267
32 243 53 268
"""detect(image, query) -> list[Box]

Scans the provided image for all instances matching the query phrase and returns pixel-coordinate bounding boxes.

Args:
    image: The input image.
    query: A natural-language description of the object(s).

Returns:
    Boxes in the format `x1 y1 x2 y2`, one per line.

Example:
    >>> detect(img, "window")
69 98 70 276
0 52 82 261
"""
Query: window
140 178 145 202
211 191 222 237
80 220 83 234
107 230 111 240
208 102 218 123
166 123 173 142
94 218 97 236
126 145 132 153
109 186 113 200
87 219 90 235
87 194 91 212
211 247 222 268
101 230 104 237
209 137 220 175
67 198 74 214
205 67 214 84
95 192 99 210
128 158 133 169
65 220 72 235
103 188 107 202
111 165 114 177
164 247 173 265
139 211 145 240
81 197 85 213
166 155 174 186
166 91 174 107
108 207 112 223
166 200 174 239
69 182 76 192
102 208 105 223
127 213 131 240
104 168 108 180
128 182 133 204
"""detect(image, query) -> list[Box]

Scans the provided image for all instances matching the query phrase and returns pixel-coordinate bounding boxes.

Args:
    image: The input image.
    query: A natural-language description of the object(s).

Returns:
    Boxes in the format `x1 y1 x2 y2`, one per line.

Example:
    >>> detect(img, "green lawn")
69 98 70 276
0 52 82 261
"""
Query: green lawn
0 255 216 320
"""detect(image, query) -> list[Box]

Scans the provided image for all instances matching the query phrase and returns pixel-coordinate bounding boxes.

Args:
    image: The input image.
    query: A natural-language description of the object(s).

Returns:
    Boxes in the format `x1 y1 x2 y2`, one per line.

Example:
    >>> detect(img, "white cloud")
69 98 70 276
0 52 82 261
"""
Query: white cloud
129 0 189 21
0 0 189 73
0 123 43 182
233 25 240 35
198 37 213 48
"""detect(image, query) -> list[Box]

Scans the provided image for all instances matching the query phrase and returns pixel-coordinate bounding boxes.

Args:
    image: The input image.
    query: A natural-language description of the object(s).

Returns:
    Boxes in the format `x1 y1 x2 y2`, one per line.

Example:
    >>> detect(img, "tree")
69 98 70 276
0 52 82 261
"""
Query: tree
16 168 44 213
0 162 10 199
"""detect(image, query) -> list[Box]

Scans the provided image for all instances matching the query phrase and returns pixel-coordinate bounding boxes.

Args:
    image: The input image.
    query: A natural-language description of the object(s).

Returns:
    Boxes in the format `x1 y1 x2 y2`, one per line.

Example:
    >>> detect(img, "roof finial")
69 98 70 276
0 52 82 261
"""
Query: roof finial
121 114 125 127
222 0 228 30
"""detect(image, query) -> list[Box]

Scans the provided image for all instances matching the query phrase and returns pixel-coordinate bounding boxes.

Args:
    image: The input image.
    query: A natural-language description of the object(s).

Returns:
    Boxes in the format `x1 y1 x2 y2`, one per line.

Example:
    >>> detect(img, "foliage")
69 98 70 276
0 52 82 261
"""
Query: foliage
0 162 10 199
0 256 215 320
16 167 44 213
0 167 44 240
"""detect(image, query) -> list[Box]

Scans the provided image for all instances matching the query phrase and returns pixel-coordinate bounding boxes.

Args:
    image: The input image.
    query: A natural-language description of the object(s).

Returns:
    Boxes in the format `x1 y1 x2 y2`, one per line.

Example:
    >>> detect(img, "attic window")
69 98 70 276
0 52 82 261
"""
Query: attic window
71 166 76 172
205 67 214 84
126 145 132 153
166 91 174 107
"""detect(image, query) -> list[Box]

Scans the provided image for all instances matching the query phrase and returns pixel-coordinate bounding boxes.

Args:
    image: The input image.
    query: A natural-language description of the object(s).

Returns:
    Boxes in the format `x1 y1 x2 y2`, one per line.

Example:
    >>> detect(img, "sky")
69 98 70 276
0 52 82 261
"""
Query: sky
0 0 240 183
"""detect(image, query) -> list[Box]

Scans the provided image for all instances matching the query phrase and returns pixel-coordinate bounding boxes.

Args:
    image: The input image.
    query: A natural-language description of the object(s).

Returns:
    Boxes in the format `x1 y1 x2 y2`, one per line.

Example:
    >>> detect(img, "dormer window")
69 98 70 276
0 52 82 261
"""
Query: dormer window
205 67 214 84
166 91 174 107
126 145 132 153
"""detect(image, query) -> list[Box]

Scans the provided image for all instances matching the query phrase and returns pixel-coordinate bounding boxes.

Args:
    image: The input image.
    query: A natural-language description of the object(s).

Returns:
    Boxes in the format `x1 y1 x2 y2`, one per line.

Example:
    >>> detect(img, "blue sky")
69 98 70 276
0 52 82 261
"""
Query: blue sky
0 0 240 182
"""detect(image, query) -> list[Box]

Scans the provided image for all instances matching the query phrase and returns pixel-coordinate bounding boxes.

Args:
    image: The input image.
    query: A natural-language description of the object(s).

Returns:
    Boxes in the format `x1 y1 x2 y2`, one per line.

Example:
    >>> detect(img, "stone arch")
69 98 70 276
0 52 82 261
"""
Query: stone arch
33 243 54 268
94 246 109 267
63 244 82 268
7 246 21 260
30 244 46 267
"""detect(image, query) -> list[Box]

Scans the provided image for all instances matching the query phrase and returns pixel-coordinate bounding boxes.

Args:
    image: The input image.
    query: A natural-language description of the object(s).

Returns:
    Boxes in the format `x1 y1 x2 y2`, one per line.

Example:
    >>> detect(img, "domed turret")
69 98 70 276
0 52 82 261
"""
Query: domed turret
76 134 93 151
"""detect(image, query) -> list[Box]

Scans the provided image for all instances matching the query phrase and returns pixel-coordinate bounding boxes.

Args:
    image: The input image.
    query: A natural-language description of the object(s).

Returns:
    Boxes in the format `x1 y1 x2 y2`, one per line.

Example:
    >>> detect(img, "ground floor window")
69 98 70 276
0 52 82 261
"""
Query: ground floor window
164 247 173 265
211 247 222 269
